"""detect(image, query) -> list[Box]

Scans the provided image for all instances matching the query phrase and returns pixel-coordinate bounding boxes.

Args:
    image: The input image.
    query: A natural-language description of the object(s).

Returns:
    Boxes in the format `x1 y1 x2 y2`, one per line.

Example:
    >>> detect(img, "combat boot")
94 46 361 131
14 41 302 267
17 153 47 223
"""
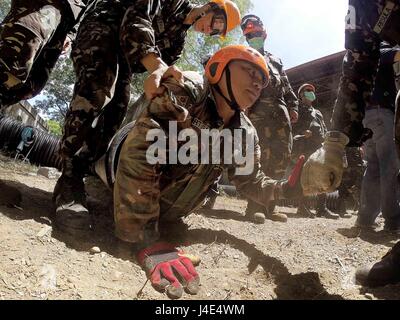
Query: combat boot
316 206 340 219
267 211 288 223
316 194 339 219
355 242 400 287
266 202 287 222
296 203 315 218
53 174 92 233
245 200 267 224
335 198 352 218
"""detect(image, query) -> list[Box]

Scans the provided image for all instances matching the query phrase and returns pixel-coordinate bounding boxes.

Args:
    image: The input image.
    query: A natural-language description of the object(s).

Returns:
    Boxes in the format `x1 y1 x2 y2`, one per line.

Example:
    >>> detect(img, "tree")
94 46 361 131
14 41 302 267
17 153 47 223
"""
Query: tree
33 57 75 123
130 0 253 99
31 0 253 121
178 0 253 72
47 119 63 136
0 0 11 22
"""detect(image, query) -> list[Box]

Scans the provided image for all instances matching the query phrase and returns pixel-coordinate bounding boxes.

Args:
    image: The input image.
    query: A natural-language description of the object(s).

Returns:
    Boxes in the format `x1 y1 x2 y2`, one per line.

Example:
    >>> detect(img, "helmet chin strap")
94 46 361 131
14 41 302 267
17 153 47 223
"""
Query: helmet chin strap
213 65 241 112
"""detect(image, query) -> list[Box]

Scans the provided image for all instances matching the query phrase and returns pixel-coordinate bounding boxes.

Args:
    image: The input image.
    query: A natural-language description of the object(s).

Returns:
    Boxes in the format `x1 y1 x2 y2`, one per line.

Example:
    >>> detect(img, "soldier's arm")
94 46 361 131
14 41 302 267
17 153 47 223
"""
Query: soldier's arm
119 0 165 72
330 0 381 146
279 59 299 113
227 125 295 207
308 110 327 143
228 142 276 207
393 50 400 91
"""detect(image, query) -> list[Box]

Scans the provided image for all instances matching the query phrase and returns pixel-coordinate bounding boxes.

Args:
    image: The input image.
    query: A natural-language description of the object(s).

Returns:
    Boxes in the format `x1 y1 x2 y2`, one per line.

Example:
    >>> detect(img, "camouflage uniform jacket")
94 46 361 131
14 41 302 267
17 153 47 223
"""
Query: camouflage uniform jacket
82 0 194 73
258 51 298 113
331 0 400 146
292 104 327 158
64 0 87 21
114 72 280 243
246 51 297 175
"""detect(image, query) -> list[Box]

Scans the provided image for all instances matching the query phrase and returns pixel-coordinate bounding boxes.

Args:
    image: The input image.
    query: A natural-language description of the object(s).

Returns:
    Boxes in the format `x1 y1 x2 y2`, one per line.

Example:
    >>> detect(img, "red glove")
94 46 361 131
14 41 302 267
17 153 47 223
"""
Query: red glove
137 242 200 299
276 155 306 199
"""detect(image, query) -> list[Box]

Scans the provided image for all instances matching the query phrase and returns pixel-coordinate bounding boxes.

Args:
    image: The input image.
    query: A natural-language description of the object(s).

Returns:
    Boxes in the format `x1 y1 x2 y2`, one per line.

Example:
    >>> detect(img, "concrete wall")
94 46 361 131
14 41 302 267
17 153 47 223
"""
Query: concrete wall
4 101 49 132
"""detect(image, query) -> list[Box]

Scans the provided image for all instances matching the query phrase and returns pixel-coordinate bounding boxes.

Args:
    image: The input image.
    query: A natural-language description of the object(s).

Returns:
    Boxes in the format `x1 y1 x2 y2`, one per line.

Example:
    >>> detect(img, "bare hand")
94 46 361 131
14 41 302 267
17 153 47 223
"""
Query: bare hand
144 65 184 100
289 110 298 123
61 37 72 55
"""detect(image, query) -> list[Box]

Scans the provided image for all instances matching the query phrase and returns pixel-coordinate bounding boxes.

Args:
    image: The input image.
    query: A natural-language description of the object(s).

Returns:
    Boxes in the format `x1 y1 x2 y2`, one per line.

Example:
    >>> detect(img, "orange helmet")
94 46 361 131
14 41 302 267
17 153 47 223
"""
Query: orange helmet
241 14 266 36
205 45 270 87
209 0 241 36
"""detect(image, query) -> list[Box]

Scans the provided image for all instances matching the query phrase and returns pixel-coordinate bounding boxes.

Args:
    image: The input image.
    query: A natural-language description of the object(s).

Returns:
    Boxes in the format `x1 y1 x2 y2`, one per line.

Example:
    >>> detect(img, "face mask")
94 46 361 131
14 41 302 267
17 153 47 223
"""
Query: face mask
247 37 265 51
304 91 316 102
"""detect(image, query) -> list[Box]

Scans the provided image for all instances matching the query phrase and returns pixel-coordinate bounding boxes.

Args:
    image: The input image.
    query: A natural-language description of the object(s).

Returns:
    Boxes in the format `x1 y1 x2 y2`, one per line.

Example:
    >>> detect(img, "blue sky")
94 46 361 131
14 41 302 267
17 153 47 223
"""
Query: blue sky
250 0 349 68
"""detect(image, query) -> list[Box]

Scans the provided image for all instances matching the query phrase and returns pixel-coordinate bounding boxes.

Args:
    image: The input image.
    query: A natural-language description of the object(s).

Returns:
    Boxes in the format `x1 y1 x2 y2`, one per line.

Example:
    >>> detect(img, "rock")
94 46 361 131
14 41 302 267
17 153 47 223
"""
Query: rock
39 265 57 291
37 167 61 179
37 225 52 238
253 212 266 224
112 271 123 281
90 246 101 254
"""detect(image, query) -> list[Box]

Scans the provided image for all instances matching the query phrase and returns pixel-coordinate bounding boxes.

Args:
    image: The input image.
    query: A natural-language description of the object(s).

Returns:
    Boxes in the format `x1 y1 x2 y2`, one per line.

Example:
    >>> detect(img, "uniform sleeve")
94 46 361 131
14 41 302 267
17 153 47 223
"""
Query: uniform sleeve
119 0 162 71
308 111 326 146
227 125 278 206
330 0 381 146
380 47 400 65
278 58 299 113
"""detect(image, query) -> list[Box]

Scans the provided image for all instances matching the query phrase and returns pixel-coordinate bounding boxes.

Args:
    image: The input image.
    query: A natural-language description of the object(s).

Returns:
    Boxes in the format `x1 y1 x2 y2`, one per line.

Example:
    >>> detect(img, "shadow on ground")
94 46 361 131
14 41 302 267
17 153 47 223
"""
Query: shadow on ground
337 227 399 248
1 179 399 300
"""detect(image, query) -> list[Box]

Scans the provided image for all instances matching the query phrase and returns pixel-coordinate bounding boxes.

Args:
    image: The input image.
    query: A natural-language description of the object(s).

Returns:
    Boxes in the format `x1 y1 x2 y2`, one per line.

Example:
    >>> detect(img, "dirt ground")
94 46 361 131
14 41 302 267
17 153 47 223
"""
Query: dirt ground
0 155 399 300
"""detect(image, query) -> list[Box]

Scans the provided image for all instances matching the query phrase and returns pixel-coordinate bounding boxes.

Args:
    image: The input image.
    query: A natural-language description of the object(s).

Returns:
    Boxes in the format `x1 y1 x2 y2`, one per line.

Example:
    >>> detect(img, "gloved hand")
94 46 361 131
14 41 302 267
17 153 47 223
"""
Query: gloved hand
301 131 349 195
137 242 200 299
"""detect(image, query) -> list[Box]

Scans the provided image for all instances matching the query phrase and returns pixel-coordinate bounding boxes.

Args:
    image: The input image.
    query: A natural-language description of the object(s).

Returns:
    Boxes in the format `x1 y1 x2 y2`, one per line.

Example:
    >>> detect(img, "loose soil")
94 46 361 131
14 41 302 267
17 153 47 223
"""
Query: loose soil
1 155 399 300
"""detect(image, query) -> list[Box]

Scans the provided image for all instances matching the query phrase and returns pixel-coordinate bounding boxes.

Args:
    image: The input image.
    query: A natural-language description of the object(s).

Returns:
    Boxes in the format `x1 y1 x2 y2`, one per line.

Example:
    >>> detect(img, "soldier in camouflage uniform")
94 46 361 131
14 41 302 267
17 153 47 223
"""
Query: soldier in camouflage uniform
355 43 400 231
240 14 298 223
52 0 242 232
293 84 339 219
298 0 400 288
0 0 87 110
109 45 305 299
302 0 400 195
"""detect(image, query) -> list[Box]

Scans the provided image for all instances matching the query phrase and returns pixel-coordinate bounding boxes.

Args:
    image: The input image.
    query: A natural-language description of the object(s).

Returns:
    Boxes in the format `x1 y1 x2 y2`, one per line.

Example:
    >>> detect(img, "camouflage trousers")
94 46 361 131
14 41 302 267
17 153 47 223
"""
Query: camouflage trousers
395 91 400 160
246 103 292 215
59 9 132 174
113 115 223 244
338 147 364 206
0 0 73 109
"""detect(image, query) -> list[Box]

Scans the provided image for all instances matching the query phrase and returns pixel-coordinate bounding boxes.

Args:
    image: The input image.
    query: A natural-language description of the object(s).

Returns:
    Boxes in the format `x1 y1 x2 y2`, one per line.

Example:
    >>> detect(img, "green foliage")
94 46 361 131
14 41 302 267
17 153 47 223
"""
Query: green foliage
178 0 253 72
32 0 254 121
47 119 62 136
34 57 75 123
130 0 253 98
0 0 11 22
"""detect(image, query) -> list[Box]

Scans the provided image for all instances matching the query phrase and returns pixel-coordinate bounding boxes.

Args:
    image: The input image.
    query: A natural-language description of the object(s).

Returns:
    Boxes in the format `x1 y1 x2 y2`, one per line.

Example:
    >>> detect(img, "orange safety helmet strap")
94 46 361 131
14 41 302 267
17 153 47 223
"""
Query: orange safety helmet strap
205 45 270 113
